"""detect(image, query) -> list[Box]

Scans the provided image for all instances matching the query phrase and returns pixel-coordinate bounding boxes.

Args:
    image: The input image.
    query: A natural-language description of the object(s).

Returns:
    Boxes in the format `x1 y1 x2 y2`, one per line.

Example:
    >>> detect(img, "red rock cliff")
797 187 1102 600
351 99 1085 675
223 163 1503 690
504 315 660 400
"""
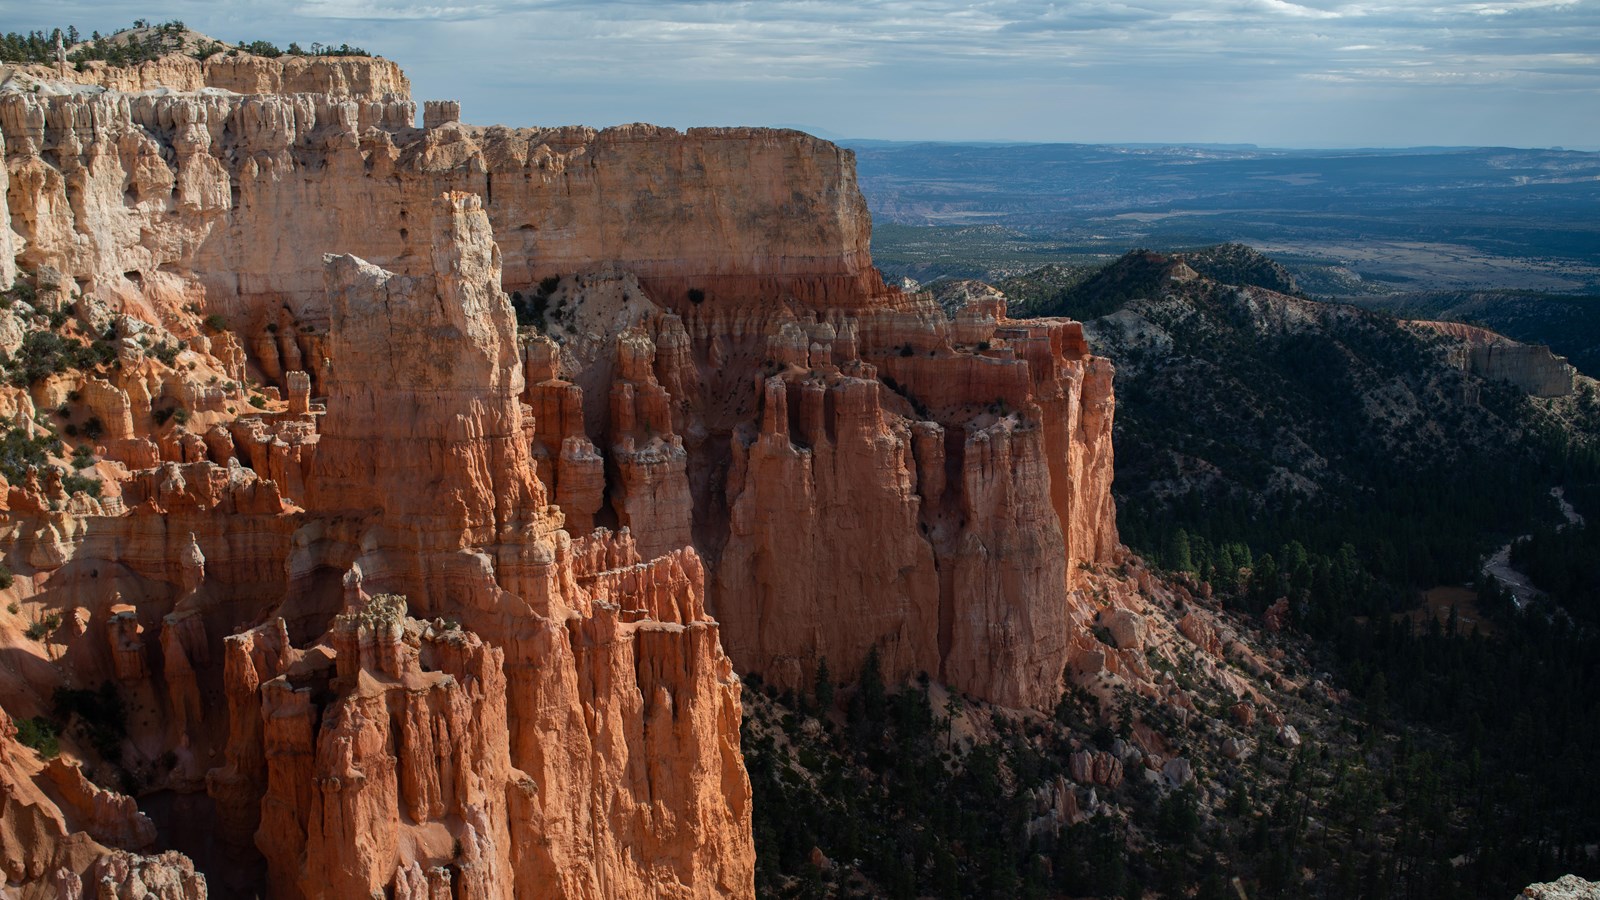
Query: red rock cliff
0 55 1119 895
0 91 878 319
3 68 1119 700
0 191 753 897
252 194 754 899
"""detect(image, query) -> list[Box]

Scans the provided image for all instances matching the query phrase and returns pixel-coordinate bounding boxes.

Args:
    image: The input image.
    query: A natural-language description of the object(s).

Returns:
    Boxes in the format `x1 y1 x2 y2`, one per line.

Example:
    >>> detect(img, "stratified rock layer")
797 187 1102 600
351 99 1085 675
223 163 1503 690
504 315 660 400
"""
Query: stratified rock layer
0 54 1120 896
4 76 1120 706
7 52 410 97
0 89 876 319
1411 319 1576 397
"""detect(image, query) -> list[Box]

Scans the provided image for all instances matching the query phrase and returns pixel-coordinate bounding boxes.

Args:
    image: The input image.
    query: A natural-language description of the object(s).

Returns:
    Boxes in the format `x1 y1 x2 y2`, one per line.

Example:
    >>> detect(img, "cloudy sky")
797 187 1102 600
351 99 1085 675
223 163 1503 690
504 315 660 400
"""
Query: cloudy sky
8 0 1599 147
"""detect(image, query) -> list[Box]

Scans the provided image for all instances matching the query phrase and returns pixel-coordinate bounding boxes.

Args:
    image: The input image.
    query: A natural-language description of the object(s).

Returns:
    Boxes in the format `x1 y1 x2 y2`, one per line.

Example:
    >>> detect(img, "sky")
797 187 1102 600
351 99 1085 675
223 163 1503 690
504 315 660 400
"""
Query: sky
6 0 1599 148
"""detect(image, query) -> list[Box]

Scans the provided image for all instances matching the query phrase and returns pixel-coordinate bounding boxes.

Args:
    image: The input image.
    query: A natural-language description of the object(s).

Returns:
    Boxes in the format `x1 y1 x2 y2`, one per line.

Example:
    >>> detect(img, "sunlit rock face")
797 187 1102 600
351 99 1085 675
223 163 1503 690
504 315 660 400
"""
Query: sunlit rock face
0 50 1119 897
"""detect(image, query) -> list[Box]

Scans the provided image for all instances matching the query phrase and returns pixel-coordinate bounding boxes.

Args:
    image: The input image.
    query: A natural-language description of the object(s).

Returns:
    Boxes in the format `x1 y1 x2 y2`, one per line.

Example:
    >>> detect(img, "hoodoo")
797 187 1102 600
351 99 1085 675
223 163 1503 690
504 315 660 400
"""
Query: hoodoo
0 44 1118 896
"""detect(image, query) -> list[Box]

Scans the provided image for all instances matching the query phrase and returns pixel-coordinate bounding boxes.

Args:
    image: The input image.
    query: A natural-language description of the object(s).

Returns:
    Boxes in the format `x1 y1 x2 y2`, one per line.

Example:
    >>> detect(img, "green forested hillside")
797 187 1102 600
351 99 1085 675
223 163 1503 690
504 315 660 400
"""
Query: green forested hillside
1057 249 1600 895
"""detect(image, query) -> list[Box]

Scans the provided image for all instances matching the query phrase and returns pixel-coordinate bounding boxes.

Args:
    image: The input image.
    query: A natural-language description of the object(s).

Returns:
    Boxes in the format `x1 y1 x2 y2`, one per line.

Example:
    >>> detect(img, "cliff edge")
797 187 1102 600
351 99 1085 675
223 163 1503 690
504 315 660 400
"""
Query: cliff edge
0 52 1126 896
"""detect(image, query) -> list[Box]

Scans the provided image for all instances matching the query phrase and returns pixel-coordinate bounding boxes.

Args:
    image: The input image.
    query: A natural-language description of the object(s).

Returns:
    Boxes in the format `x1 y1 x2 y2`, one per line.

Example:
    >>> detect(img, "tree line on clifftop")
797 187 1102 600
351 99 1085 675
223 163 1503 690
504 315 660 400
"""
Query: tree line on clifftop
0 21 369 68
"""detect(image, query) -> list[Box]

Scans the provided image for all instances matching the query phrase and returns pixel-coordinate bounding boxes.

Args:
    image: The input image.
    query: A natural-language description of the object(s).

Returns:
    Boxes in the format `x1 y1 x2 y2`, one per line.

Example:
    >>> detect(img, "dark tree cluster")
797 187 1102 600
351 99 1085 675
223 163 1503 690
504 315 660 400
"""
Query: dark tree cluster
1074 249 1600 895
0 21 370 68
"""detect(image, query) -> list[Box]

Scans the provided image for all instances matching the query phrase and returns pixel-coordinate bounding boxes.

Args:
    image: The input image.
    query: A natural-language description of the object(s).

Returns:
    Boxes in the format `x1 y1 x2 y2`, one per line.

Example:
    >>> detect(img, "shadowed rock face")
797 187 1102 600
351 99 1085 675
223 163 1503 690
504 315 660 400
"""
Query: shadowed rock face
0 55 1118 897
1410 320 1576 398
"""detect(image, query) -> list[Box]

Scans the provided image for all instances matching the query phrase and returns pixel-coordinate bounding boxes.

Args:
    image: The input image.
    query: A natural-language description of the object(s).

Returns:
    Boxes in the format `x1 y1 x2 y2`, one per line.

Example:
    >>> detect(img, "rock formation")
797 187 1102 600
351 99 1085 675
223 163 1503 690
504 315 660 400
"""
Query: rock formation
0 87 875 322
5 51 409 98
2 55 1120 698
1520 875 1600 900
251 195 750 900
0 47 1122 896
0 702 190 893
1411 319 1576 398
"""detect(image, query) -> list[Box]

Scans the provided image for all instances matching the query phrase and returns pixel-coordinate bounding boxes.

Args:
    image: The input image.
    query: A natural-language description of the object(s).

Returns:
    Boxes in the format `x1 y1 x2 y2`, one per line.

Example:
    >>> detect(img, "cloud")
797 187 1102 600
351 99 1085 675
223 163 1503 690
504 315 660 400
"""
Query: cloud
2 0 1596 146
1248 0 1343 19
293 1 493 21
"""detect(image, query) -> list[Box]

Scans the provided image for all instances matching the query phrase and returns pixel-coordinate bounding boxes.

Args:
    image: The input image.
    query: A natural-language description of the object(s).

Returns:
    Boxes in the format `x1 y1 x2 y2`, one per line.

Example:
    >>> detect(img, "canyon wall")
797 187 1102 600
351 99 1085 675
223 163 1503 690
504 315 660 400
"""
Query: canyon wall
0 54 1118 894
2 71 1119 697
0 88 878 322
0 191 753 898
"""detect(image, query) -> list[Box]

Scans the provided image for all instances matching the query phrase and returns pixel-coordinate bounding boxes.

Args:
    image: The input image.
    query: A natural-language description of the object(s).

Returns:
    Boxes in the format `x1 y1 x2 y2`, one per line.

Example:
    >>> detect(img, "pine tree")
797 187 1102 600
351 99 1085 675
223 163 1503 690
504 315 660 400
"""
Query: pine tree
1166 528 1194 573
813 656 834 710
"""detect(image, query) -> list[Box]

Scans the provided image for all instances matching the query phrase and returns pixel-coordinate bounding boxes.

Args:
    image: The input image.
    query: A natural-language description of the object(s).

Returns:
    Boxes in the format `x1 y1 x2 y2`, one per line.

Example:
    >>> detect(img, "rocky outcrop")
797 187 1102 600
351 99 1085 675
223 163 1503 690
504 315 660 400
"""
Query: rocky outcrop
6 51 409 98
525 335 607 533
205 619 294 850
251 594 511 899
1 73 1121 705
717 362 942 695
247 582 749 900
928 279 1008 318
606 328 694 560
1520 875 1600 899
696 297 1119 709
309 193 543 547
1412 320 1576 397
40 757 158 850
60 849 208 900
0 188 755 898
240 196 752 899
0 52 1125 897
0 704 195 893
1069 749 1124 789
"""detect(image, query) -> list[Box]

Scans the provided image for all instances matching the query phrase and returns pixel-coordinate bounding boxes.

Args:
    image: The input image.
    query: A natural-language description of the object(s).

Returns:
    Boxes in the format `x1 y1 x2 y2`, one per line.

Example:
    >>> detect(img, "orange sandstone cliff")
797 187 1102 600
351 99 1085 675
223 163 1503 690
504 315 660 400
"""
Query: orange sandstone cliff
0 50 1118 895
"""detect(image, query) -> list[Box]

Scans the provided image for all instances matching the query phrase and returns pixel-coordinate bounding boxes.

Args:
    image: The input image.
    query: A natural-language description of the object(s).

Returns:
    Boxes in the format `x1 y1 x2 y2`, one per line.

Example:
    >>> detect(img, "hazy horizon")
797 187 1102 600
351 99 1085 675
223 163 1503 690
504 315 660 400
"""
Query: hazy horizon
6 0 1598 150
837 136 1600 152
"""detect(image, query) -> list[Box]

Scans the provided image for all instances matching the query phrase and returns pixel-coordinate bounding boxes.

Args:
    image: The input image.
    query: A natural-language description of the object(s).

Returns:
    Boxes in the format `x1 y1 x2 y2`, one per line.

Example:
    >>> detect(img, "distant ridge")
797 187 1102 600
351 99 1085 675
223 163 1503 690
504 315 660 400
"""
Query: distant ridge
844 138 1597 154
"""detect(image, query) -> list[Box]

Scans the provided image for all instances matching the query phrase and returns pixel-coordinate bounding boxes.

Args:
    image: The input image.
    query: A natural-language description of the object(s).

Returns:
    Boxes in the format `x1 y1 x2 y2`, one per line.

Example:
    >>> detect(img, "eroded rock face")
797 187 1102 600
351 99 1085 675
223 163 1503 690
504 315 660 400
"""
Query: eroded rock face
2 66 1121 704
7 52 409 98
0 703 172 889
0 88 878 322
0 53 1122 897
247 196 754 899
0 192 753 898
1411 319 1576 398
246 580 749 900
59 849 209 900
709 308 1116 708
309 194 541 545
